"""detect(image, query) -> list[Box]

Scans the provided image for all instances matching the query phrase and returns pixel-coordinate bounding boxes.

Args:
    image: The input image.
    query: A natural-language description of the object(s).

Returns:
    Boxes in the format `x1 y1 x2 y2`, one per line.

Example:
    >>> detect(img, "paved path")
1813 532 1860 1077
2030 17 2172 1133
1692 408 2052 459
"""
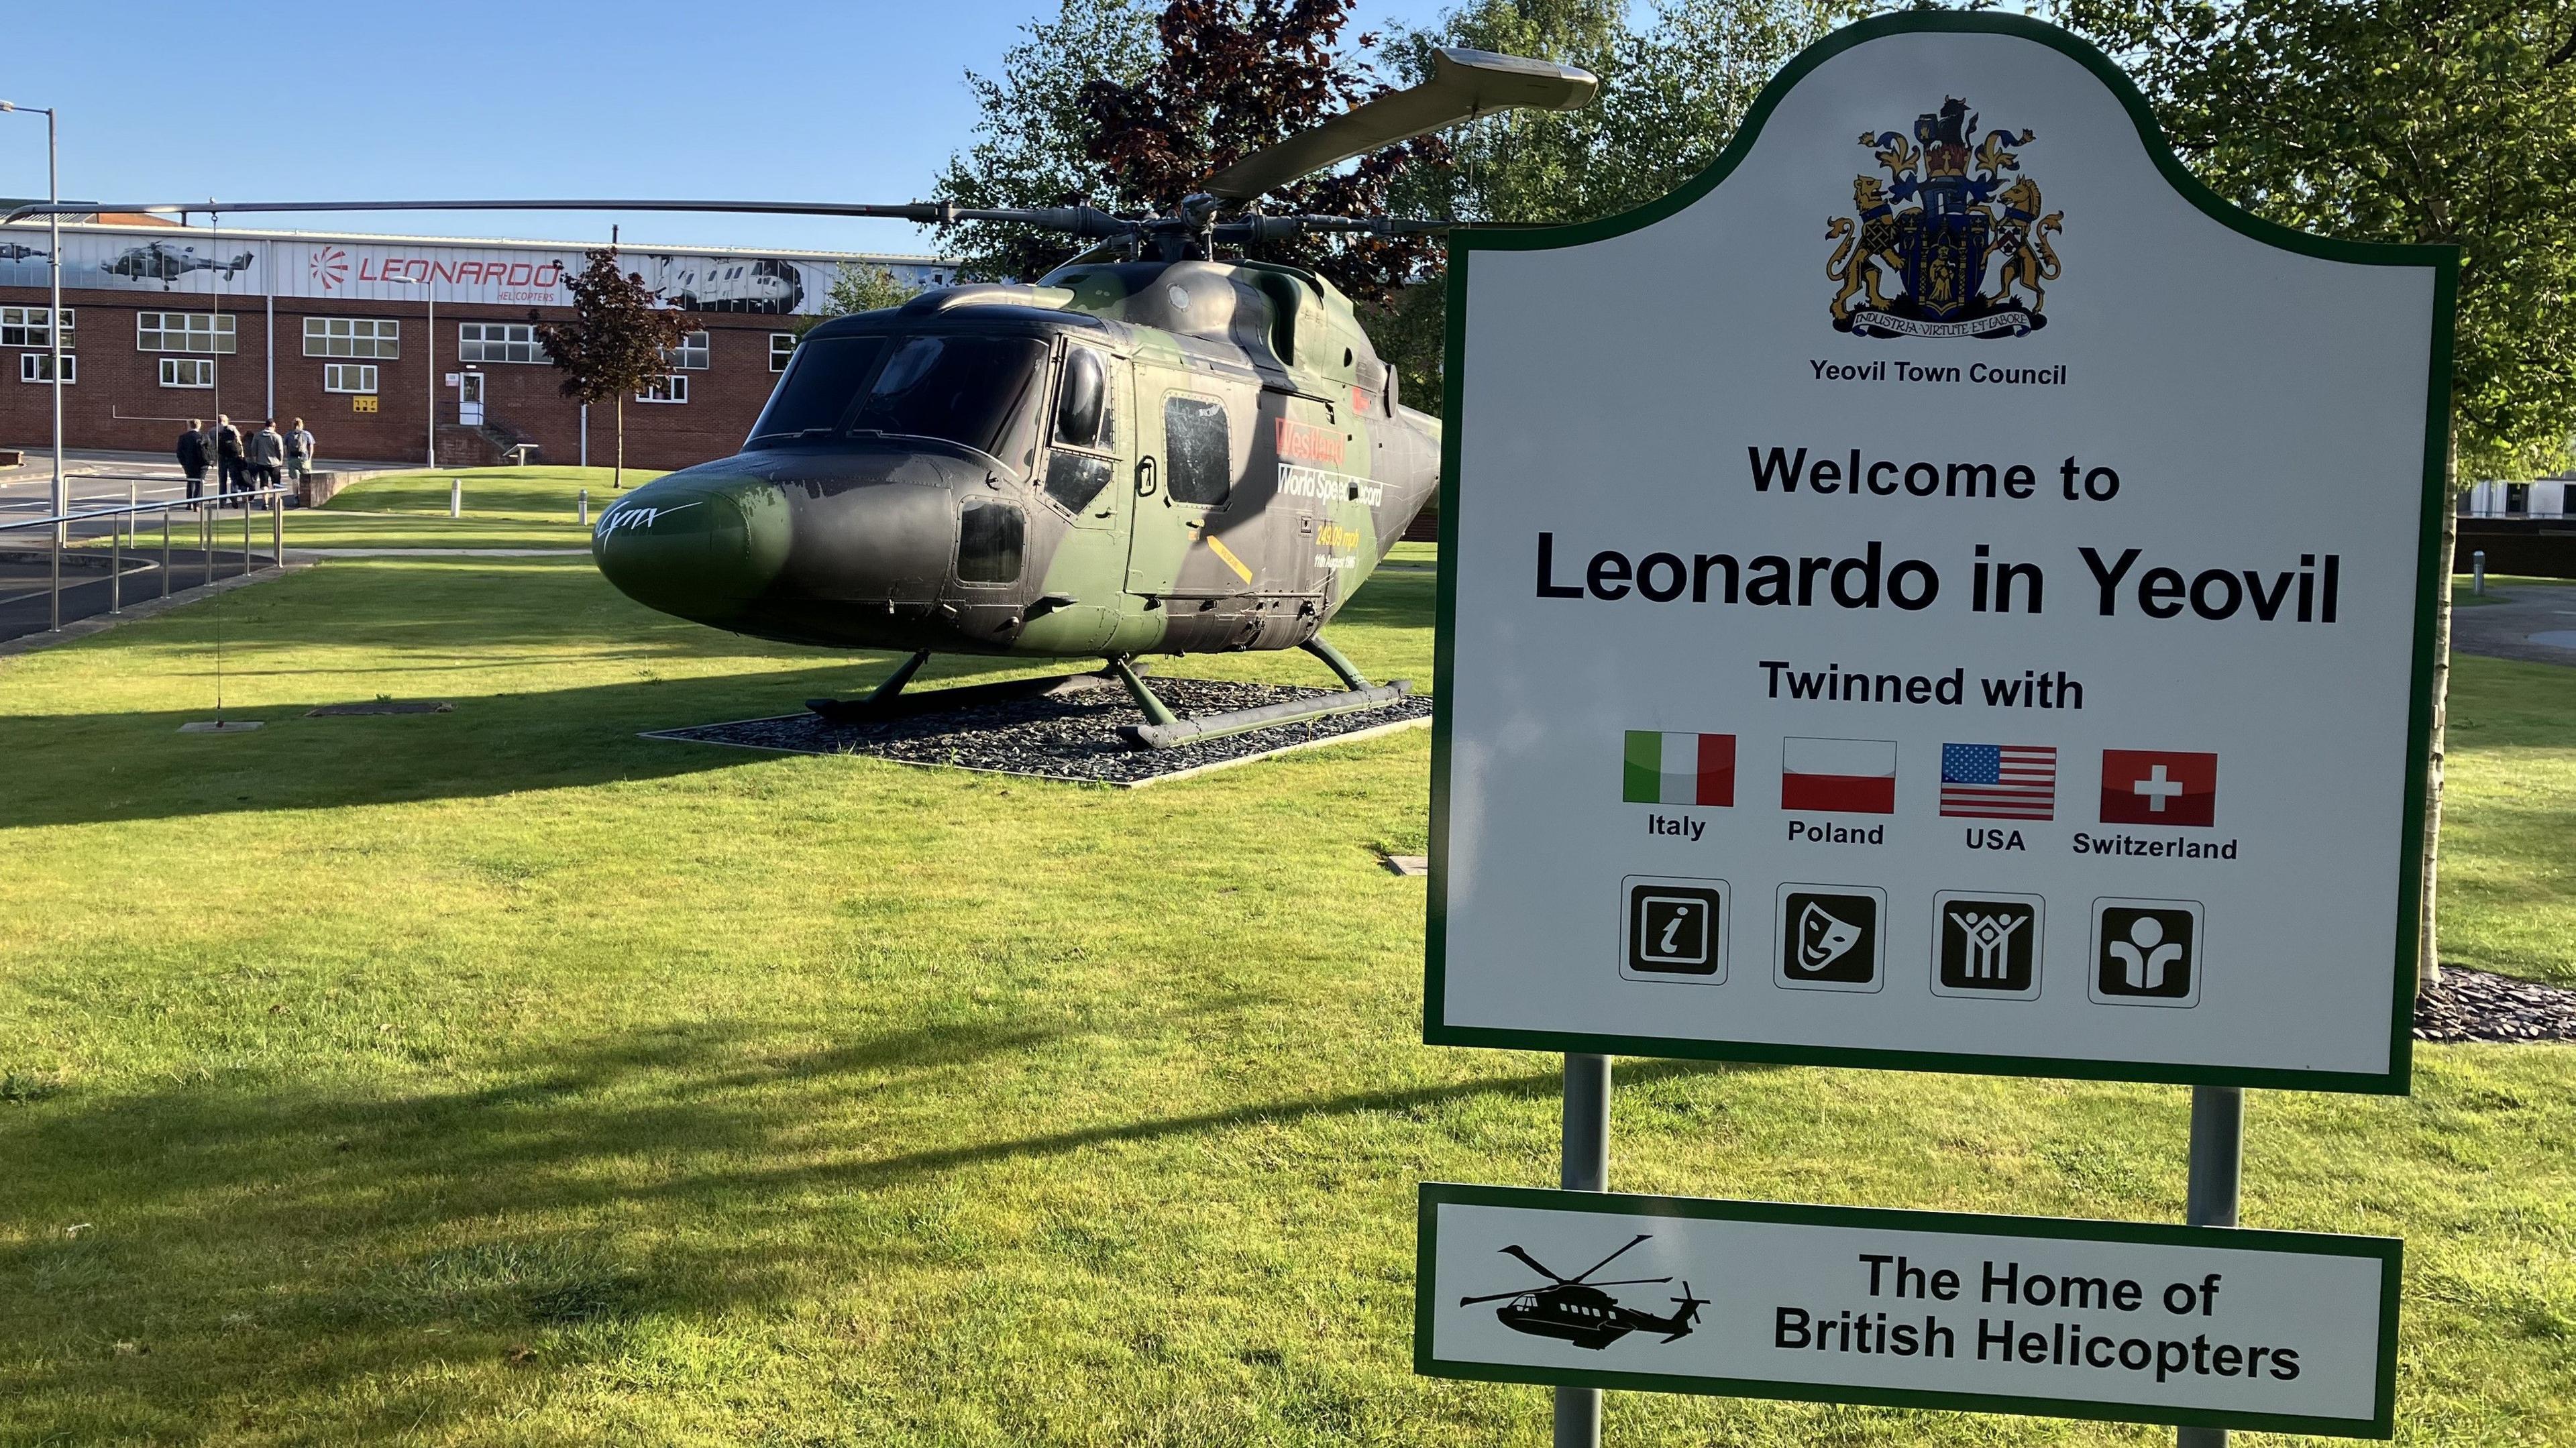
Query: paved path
0 448 403 541
2451 581 2576 667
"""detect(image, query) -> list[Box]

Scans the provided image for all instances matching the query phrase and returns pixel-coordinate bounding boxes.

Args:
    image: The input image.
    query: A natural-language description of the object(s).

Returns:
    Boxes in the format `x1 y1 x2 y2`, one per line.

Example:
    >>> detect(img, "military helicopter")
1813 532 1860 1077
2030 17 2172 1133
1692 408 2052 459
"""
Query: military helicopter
0 241 46 261
1460 1233 1708 1351
101 240 257 286
5 46 1594 746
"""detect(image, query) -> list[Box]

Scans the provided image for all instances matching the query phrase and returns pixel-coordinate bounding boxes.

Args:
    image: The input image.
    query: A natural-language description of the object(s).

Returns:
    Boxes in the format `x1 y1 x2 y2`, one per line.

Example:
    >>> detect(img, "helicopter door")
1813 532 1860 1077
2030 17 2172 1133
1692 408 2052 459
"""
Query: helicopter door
1023 343 1129 651
1127 382 1240 598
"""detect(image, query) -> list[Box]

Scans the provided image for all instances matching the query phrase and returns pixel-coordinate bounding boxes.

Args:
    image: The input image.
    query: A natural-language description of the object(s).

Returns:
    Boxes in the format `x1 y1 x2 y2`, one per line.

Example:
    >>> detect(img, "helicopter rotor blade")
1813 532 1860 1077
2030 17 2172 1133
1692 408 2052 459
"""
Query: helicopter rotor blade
1578 1276 1674 1288
1565 1233 1655 1284
1456 1290 1538 1305
1199 46 1597 204
0 198 1140 239
1498 1244 1568 1283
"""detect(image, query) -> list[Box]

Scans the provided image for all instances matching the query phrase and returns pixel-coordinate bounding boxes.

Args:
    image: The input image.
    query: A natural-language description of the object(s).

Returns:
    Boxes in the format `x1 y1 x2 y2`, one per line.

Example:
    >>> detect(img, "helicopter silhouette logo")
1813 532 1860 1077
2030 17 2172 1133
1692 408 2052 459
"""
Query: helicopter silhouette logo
1460 1233 1707 1350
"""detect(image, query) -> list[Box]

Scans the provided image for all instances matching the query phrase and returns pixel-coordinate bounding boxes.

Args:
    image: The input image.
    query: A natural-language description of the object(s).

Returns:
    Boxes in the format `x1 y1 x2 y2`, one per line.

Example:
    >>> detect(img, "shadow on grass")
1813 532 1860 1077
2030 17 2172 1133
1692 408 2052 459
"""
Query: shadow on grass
0 1016 1758 1439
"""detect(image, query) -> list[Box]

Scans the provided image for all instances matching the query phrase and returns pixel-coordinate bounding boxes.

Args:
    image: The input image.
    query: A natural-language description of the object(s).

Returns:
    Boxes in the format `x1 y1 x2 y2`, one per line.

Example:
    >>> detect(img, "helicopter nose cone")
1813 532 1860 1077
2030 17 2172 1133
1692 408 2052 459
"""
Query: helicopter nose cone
592 473 791 622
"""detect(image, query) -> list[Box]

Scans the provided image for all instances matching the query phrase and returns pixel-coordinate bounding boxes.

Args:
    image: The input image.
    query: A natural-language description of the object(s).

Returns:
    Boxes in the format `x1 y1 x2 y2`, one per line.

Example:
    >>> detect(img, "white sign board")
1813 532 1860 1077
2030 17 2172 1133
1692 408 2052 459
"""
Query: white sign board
1418 1184 2400 1439
1426 13 2449 1091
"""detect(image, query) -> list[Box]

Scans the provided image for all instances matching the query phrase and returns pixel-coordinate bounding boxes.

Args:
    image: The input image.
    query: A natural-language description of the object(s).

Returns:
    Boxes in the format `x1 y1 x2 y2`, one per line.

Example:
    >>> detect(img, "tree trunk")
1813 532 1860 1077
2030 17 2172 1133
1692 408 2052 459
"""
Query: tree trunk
614 395 625 491
2419 434 2457 989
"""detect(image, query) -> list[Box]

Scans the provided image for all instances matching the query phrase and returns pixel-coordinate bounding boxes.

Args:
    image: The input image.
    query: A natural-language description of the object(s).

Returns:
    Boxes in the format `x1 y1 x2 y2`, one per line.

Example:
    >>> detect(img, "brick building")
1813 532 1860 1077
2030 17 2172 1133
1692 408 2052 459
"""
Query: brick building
0 219 949 471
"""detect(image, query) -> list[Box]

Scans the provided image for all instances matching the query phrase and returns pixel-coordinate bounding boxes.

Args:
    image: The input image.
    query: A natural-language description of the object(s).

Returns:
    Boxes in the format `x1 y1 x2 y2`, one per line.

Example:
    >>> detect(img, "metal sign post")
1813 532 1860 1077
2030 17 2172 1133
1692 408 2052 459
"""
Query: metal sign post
1556 1054 1611 1448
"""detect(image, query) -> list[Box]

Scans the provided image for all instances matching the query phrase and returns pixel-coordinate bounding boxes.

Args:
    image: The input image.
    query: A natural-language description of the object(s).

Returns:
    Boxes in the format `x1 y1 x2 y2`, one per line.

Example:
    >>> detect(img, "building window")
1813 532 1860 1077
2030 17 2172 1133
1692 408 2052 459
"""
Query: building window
160 357 215 388
0 307 72 349
457 321 546 364
668 331 710 370
769 331 796 372
322 363 379 393
636 374 688 404
138 312 235 354
305 317 399 358
18 352 72 383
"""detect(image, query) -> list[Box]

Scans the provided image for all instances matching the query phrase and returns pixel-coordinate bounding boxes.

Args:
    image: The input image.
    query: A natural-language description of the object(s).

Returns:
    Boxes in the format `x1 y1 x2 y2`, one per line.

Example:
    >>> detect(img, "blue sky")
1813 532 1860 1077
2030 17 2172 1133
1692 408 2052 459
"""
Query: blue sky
2 0 1454 259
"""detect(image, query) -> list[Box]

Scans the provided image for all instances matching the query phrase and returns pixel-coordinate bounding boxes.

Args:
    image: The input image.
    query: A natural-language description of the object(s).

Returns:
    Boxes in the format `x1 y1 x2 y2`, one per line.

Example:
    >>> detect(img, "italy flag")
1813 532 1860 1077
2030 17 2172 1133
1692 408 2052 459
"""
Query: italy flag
1623 732 1736 806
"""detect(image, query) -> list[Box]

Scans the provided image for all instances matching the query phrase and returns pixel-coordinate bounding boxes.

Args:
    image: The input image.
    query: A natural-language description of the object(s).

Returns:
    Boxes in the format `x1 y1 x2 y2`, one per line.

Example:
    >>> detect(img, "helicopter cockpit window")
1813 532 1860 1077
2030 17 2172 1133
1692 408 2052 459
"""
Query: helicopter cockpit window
1054 347 1108 449
848 336 1046 463
748 335 889 444
1163 394 1232 507
1043 348 1118 516
749 333 1045 469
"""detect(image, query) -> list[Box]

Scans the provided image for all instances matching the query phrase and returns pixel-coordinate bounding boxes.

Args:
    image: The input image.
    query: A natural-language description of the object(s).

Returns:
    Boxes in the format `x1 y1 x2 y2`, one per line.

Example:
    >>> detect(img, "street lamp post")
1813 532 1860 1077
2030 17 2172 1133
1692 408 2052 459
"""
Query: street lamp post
388 272 436 467
0 101 64 543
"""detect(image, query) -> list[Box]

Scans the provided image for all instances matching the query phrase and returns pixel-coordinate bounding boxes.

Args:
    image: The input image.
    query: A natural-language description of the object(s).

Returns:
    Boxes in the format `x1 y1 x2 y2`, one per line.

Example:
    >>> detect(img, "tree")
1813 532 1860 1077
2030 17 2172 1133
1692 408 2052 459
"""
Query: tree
531 249 692 491
933 0 1161 283
1375 0 1860 410
2051 0 2576 985
934 0 1446 304
789 265 928 345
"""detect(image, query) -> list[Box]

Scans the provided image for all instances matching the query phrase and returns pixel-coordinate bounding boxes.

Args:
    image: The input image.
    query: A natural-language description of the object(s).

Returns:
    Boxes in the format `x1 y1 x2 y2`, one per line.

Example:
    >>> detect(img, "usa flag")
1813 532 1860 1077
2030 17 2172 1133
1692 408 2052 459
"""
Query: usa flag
1940 743 2057 820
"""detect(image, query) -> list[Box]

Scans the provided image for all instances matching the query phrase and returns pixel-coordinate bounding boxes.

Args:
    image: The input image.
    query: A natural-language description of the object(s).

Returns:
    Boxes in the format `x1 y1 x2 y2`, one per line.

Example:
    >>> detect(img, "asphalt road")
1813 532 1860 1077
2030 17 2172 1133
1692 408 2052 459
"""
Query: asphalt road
2451 581 2576 667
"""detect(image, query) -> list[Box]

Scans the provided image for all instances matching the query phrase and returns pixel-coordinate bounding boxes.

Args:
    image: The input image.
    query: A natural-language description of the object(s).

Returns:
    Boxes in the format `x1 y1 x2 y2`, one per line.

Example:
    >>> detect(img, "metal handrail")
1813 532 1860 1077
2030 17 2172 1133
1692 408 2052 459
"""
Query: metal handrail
0 486 292 532
5 486 290 634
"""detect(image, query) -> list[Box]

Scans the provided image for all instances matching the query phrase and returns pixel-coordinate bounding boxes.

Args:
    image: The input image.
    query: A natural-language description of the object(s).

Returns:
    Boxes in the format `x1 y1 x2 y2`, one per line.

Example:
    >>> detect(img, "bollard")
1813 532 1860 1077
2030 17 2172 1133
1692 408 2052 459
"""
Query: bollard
449 477 463 518
2473 549 2485 595
578 488 589 526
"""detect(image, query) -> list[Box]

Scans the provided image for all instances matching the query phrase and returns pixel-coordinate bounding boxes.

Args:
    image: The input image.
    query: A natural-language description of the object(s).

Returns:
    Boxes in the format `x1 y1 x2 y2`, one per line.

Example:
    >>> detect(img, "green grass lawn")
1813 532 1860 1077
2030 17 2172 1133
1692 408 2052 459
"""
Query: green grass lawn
1 492 2571 1445
288 466 662 550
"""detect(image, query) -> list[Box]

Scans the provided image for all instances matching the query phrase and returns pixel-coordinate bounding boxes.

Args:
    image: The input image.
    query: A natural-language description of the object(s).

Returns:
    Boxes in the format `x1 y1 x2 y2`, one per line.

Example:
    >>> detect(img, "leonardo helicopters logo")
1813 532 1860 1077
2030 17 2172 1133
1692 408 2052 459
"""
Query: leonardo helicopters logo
1460 1232 1706 1351
1825 96 2065 339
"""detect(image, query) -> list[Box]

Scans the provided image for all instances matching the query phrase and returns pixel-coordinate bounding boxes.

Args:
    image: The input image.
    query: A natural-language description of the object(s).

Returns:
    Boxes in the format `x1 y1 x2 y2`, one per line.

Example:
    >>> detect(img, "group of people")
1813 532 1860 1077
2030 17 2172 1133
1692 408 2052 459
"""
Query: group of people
176 415 316 504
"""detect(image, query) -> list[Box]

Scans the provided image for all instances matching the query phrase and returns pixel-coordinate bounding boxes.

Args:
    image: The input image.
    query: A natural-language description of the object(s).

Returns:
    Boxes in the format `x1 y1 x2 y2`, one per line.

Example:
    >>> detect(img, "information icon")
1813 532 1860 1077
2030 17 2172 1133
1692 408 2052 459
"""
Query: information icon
1621 877 1729 983
2090 898 2204 1007
1931 892 2044 999
1774 884 1886 993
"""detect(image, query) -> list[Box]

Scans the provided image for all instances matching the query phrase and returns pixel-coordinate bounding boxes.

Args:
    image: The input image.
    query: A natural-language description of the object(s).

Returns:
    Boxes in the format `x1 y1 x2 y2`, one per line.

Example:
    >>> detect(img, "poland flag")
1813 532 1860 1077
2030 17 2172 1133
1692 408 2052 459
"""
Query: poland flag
1781 736 1898 814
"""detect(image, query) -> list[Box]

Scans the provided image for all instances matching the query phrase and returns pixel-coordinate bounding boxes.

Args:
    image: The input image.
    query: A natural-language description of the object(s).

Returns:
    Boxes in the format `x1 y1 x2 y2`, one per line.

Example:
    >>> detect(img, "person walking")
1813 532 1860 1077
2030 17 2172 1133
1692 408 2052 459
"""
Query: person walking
285 418 316 492
176 419 209 507
215 415 248 505
249 420 287 494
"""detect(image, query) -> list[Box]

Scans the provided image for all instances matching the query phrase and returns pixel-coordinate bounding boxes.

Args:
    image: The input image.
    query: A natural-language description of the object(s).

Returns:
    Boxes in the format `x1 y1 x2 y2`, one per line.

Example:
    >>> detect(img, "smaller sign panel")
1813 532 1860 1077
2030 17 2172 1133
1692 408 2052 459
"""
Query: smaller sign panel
1417 1184 2399 1439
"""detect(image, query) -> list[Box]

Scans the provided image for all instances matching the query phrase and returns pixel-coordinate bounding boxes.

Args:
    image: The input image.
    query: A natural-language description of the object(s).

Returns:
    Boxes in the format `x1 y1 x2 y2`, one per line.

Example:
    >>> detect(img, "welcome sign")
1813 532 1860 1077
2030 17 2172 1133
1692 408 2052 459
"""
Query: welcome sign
1426 12 2451 1091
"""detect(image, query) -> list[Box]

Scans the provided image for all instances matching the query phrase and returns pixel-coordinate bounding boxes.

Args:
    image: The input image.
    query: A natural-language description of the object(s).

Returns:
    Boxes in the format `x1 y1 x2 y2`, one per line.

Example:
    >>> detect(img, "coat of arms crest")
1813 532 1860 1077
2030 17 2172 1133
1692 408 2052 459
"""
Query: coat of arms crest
1827 97 2065 338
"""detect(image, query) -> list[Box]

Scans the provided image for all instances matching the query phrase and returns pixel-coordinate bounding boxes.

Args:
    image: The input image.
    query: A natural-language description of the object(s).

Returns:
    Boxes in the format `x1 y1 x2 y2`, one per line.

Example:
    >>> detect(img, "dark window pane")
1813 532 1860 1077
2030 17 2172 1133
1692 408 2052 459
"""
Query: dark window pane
849 336 1044 460
750 335 890 442
1164 394 1230 506
957 498 1025 583
1055 347 1105 447
1044 450 1114 514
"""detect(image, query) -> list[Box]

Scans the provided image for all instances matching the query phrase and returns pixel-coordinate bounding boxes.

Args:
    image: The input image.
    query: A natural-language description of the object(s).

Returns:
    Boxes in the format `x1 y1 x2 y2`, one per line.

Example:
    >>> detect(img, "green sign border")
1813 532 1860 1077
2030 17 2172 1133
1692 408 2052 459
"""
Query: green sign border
1424 10 2457 1095
1415 1182 2402 1439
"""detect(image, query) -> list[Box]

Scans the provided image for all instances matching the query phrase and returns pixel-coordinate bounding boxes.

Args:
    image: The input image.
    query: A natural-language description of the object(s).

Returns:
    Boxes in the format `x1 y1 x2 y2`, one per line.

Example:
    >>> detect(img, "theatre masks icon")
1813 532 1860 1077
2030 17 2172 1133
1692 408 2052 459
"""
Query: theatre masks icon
1776 886 1884 991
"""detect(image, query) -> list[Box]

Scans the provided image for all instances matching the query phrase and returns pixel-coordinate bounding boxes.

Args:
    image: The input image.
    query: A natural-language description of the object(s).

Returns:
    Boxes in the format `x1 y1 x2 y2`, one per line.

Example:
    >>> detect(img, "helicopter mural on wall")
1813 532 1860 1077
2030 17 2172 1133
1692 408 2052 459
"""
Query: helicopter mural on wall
1460 1233 1708 1351
101 240 257 287
6 46 1595 748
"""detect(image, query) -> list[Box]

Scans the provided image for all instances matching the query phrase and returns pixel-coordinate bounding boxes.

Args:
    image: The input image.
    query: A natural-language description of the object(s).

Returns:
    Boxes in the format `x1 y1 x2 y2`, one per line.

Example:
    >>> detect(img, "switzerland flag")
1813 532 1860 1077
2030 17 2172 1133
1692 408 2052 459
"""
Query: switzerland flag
2098 750 2218 827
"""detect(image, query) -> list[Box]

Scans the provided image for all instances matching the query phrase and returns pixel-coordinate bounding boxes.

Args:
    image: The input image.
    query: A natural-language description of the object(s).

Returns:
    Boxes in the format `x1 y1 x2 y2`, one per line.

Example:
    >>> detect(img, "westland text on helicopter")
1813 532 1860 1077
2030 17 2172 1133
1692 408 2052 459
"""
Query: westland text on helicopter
10 47 1597 746
1460 1233 1708 1351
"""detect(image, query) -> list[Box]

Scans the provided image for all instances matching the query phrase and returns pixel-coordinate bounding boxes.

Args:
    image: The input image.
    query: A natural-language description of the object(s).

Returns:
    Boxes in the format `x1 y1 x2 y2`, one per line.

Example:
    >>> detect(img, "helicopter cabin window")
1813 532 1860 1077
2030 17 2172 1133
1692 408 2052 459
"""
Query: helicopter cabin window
768 332 797 372
1042 347 1117 515
137 312 235 354
955 498 1024 584
1163 394 1230 506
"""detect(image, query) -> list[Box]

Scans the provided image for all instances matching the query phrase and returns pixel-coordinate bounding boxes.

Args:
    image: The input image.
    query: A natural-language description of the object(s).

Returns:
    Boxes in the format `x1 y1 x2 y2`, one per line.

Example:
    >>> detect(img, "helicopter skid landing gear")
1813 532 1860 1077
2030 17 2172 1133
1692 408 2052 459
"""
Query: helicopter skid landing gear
1114 638 1413 750
805 652 1121 723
